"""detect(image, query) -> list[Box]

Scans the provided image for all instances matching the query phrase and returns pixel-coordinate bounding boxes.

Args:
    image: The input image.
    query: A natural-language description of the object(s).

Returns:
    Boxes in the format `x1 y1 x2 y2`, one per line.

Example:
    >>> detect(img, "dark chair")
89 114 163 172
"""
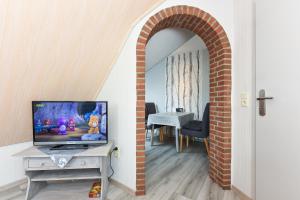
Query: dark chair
176 108 184 112
180 103 210 154
145 103 165 144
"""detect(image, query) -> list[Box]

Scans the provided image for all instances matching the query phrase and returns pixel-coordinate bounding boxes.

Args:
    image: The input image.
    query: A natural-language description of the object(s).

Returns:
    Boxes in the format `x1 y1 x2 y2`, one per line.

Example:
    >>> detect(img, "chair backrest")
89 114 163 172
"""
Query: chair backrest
202 103 210 137
176 108 184 112
145 102 157 121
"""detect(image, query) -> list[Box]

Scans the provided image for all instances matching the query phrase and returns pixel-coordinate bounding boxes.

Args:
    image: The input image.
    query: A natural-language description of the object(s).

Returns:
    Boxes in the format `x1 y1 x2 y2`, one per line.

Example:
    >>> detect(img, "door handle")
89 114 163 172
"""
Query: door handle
257 89 274 116
256 97 274 100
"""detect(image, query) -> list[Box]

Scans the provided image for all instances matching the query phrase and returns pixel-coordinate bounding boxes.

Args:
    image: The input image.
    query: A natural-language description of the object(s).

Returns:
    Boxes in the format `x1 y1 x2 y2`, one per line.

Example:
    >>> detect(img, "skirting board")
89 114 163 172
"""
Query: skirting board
110 179 135 196
0 178 27 193
232 185 252 200
0 178 135 197
1 179 250 199
0 178 27 199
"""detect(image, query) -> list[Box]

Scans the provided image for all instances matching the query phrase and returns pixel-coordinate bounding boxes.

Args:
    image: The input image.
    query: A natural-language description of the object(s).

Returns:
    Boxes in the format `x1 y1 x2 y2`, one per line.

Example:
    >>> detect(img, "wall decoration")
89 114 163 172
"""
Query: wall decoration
165 50 209 120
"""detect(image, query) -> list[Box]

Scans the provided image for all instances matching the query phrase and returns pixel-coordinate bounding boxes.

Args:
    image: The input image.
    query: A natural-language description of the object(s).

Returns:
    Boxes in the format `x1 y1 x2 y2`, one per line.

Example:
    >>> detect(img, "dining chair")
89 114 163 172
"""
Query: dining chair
176 108 184 112
179 103 210 154
145 102 165 144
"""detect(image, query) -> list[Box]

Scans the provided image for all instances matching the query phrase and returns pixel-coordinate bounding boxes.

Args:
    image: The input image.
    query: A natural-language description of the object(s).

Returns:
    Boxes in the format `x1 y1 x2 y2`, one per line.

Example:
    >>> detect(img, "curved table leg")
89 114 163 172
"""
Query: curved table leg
25 176 46 200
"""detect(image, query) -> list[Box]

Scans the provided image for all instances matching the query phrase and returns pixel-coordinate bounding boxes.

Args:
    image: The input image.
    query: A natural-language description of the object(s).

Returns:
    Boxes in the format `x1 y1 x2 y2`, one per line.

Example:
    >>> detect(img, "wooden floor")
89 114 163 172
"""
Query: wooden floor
7 139 240 200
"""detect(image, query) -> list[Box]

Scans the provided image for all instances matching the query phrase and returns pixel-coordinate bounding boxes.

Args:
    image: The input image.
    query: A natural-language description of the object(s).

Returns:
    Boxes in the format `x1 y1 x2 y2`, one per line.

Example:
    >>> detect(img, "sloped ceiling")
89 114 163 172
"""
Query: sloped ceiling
146 28 195 69
0 0 163 146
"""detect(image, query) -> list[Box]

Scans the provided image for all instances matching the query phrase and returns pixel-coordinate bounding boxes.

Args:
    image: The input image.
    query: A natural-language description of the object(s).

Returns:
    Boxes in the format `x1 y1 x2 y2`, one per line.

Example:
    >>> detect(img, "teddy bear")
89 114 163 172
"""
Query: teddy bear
88 115 100 134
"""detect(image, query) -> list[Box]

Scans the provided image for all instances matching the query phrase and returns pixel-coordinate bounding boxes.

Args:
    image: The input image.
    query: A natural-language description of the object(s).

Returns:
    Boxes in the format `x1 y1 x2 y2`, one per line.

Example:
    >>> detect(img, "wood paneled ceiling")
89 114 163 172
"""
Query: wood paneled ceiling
0 0 163 146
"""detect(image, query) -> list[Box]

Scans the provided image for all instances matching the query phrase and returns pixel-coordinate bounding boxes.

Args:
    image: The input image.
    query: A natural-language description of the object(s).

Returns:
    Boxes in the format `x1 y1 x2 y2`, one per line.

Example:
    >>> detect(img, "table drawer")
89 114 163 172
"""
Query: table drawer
27 158 54 168
68 157 100 168
25 157 100 170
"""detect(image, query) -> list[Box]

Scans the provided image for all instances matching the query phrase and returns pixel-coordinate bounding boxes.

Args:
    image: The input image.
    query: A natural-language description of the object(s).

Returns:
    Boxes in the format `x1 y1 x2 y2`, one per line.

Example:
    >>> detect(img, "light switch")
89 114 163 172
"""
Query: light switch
240 93 249 107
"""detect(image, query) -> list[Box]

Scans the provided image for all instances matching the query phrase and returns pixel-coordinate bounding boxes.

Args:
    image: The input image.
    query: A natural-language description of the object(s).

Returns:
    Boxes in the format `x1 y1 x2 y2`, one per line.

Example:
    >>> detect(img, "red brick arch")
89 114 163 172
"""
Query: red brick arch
136 5 232 195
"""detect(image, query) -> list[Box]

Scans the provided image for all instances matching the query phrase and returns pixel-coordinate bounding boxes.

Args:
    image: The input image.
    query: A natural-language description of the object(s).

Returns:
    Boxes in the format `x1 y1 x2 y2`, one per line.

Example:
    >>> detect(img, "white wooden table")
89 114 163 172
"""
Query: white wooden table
147 112 194 152
14 142 113 200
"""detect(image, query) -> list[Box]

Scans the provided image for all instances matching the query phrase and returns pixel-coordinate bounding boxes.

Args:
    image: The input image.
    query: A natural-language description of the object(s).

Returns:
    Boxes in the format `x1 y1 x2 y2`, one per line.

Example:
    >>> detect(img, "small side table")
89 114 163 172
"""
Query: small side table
14 142 113 200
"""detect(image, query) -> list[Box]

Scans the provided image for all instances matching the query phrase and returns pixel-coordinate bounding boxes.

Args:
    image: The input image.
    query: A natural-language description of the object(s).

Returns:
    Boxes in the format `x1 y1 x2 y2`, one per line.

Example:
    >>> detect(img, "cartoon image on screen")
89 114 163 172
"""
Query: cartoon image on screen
33 102 107 143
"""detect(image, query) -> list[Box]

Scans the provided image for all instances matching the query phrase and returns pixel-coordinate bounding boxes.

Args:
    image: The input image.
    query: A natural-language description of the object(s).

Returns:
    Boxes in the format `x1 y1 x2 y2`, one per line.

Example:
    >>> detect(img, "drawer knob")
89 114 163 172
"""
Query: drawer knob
40 162 45 166
81 161 86 166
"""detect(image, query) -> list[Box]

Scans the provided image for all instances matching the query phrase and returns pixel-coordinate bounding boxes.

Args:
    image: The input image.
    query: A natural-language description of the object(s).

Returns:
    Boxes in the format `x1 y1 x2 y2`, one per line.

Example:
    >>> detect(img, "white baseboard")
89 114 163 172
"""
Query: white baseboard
0 177 136 197
110 178 135 196
1 179 249 199
0 178 27 193
0 178 27 199
232 185 252 200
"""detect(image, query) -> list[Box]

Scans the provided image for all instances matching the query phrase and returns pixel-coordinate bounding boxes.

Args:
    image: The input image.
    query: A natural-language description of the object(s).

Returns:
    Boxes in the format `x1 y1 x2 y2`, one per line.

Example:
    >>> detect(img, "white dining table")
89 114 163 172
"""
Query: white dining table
147 112 194 152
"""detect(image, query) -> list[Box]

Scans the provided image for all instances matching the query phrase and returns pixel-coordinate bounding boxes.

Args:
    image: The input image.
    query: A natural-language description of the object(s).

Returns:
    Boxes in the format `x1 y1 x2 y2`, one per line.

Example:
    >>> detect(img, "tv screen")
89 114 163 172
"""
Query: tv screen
32 101 108 145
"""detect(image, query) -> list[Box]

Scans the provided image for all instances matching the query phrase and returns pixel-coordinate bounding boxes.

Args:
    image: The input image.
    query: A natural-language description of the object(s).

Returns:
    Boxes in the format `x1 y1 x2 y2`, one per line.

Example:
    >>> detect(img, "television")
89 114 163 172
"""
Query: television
32 101 108 147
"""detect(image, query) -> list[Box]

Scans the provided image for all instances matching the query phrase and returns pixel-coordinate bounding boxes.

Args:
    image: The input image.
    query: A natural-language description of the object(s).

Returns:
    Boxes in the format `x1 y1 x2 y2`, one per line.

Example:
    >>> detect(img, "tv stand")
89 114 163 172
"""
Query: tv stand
14 142 113 200
50 144 89 150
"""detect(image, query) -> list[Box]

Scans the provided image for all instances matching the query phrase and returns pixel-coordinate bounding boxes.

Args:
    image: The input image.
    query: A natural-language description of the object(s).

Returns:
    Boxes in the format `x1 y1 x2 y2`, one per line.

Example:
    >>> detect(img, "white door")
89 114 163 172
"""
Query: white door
256 0 300 199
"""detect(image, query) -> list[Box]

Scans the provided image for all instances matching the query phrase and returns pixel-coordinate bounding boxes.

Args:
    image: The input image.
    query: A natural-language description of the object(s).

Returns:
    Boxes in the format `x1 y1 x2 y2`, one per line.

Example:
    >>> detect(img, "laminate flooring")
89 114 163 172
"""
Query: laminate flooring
6 139 240 200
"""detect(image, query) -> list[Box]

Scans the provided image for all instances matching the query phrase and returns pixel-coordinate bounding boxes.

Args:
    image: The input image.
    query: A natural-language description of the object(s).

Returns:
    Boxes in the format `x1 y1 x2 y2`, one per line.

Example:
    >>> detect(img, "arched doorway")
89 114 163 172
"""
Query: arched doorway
136 5 232 195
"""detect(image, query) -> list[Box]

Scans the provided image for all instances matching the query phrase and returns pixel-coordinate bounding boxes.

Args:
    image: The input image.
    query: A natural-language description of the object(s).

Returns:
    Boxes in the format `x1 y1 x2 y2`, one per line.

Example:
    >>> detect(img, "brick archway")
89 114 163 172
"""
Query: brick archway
136 5 232 195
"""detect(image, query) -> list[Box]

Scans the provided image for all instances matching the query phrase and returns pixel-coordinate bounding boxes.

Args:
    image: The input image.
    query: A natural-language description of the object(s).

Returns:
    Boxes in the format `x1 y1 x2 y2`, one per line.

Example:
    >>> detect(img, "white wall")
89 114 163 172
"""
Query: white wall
97 32 137 190
171 36 207 54
146 28 194 68
202 50 210 110
0 142 32 187
232 0 255 198
146 60 166 112
97 0 238 193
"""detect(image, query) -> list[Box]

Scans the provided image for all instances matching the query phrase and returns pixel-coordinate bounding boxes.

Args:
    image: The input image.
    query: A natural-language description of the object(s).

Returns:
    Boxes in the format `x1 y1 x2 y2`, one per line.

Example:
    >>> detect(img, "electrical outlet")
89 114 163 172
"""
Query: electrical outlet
113 147 120 158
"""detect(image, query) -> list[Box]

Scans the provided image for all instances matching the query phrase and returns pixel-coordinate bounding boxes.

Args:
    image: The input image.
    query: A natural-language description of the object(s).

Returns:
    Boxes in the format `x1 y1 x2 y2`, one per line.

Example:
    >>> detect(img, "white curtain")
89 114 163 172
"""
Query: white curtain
165 49 209 120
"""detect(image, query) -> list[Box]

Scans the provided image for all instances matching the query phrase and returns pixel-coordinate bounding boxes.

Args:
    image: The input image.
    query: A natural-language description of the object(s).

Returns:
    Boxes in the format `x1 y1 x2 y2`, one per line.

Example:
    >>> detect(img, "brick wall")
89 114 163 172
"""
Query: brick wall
136 5 232 195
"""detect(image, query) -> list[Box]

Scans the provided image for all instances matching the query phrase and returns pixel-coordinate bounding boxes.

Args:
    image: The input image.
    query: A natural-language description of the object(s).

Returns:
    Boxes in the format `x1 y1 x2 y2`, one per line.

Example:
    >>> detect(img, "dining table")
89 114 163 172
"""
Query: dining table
147 112 194 152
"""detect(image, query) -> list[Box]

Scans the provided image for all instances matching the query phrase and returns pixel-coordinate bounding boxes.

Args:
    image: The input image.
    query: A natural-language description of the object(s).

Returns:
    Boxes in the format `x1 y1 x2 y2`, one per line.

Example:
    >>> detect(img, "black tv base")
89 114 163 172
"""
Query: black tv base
50 144 89 150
